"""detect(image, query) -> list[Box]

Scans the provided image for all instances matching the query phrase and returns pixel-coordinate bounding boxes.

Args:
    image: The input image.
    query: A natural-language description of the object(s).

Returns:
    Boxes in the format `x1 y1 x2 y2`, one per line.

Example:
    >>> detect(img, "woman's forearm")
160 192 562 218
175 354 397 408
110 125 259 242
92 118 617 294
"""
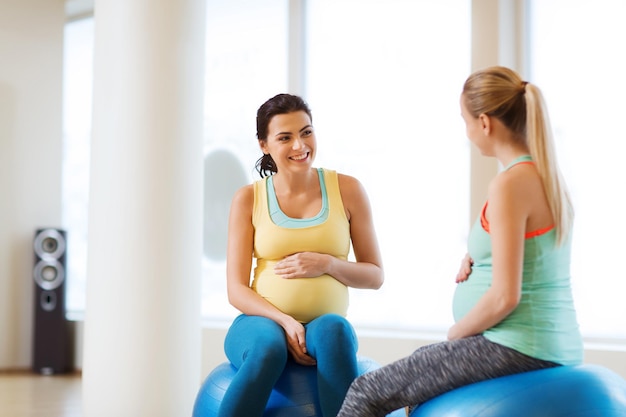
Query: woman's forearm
447 288 519 340
227 284 293 326
326 255 384 289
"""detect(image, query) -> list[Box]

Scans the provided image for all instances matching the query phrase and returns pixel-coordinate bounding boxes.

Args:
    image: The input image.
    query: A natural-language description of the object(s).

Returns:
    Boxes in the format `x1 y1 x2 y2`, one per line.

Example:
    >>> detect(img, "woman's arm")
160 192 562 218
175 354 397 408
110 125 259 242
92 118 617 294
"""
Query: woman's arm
273 174 384 289
334 174 384 288
226 185 315 365
448 173 527 340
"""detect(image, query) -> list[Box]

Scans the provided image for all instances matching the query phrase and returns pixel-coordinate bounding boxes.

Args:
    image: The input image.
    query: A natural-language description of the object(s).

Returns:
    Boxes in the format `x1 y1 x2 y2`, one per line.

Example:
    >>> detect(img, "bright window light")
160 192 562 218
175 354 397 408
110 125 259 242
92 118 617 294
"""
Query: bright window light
305 0 471 331
66 3 625 342
62 17 93 317
528 0 626 340
201 0 289 321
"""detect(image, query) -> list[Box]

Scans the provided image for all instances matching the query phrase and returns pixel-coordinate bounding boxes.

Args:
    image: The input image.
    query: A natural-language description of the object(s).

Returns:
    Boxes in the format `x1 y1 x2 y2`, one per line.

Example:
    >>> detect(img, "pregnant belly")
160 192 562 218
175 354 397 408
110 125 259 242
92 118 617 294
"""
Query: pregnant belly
452 273 491 322
253 268 348 323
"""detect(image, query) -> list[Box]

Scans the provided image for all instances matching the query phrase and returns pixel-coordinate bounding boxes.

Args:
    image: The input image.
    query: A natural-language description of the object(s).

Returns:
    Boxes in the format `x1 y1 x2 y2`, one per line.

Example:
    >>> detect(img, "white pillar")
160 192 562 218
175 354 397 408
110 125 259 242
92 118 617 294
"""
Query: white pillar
82 1 206 416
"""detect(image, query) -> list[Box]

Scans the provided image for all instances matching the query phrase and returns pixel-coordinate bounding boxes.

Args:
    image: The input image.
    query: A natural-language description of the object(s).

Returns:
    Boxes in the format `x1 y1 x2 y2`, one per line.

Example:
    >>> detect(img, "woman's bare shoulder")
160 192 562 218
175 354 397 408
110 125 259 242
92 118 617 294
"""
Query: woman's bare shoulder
230 183 255 212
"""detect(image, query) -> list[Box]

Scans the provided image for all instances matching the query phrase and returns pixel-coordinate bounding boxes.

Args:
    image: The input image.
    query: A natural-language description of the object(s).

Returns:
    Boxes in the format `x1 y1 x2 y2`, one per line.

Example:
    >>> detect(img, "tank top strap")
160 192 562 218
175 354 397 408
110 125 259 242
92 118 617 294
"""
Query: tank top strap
504 154 533 171
266 168 329 228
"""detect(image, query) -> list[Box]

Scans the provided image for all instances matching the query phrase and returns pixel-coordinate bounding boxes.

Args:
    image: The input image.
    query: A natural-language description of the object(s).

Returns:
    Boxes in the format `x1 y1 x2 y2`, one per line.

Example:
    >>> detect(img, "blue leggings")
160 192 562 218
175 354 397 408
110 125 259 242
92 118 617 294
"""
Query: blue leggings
219 313 359 417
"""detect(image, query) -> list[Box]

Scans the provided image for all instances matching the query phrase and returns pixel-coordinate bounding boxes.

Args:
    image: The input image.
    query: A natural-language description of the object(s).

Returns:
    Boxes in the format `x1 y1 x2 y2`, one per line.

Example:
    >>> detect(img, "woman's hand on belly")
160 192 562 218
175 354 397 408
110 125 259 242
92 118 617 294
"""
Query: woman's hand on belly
280 315 317 366
274 252 331 279
455 253 474 283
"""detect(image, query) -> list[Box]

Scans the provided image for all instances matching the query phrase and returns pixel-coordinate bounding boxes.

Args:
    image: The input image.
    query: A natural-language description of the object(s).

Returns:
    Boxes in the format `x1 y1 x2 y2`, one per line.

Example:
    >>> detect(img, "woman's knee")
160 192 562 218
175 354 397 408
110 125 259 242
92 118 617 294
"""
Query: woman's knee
310 314 356 338
225 315 288 367
306 314 358 355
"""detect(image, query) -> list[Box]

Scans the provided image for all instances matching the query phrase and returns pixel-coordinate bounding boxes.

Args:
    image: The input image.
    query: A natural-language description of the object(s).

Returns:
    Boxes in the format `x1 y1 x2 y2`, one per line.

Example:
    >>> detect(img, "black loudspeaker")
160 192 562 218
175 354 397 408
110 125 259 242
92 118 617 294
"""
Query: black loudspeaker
32 228 71 374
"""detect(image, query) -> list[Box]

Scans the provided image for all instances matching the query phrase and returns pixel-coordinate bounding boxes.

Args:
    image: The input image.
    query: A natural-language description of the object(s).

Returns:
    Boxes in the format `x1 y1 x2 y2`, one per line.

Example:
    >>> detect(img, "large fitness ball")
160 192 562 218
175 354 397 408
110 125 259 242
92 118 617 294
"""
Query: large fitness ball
193 356 406 417
410 364 626 417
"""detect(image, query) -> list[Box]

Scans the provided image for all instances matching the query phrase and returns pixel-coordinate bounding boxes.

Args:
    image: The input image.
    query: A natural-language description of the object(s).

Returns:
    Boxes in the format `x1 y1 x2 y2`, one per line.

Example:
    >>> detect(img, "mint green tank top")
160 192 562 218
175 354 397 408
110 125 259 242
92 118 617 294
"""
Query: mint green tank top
452 155 583 365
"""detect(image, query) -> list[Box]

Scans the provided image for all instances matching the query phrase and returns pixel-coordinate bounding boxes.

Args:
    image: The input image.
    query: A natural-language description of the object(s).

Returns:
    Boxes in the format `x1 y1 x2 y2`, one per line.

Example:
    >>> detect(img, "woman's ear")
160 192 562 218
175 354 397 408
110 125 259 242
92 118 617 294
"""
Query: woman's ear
258 140 268 155
478 113 491 135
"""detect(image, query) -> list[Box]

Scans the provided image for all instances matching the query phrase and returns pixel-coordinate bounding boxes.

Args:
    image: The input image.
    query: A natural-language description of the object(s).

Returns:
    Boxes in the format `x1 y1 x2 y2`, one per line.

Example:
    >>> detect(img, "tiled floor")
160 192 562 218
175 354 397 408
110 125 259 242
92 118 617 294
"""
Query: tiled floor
0 371 81 417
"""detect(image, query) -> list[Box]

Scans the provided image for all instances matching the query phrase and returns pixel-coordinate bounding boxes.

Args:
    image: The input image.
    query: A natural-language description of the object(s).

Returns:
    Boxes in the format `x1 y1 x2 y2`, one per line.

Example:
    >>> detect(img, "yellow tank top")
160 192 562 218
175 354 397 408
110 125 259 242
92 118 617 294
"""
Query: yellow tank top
251 168 350 323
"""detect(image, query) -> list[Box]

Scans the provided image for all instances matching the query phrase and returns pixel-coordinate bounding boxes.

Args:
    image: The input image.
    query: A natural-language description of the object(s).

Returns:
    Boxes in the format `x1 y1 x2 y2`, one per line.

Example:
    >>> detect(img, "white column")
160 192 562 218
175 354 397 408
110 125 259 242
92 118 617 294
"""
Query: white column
82 1 206 416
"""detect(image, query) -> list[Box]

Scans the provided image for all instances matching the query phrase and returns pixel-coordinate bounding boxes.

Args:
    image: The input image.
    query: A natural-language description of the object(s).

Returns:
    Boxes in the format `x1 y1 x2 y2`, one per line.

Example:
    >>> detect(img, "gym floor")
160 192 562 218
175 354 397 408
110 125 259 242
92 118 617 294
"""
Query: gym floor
0 371 81 417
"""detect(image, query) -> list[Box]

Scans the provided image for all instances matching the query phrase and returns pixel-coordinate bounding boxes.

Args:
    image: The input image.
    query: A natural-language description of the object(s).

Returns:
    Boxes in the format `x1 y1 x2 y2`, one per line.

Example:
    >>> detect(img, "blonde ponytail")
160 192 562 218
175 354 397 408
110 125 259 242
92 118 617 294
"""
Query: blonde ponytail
524 83 573 244
463 66 573 244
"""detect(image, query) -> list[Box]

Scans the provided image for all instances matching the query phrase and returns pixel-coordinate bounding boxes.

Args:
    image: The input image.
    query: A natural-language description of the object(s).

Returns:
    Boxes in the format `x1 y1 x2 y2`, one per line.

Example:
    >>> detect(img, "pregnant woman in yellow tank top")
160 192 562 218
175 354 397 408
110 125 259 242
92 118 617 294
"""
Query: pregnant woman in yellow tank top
220 93 384 417
251 167 351 323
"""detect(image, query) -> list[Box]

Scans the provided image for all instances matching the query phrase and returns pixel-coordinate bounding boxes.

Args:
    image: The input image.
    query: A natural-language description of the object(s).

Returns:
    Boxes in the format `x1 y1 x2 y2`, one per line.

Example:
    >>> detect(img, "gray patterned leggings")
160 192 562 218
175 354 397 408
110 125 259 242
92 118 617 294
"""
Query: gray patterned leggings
336 335 559 417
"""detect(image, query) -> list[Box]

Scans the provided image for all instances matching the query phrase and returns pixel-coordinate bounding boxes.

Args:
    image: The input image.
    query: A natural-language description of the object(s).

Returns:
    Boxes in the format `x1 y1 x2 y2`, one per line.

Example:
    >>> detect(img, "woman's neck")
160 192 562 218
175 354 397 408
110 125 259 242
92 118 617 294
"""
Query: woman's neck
495 143 531 169
272 168 319 196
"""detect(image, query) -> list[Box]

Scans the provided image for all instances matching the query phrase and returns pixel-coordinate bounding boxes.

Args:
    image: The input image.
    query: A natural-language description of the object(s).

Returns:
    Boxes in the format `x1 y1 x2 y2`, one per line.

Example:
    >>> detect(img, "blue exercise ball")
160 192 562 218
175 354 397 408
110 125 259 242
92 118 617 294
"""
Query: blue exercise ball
193 356 405 417
410 364 626 417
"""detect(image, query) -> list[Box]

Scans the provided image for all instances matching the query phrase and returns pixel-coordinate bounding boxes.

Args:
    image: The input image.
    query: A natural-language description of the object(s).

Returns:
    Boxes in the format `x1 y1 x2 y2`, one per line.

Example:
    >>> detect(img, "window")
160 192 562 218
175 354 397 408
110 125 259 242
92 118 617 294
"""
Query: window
304 0 471 330
200 0 471 330
62 2 472 332
201 0 289 321
528 0 626 339
69 3 626 341
62 17 94 317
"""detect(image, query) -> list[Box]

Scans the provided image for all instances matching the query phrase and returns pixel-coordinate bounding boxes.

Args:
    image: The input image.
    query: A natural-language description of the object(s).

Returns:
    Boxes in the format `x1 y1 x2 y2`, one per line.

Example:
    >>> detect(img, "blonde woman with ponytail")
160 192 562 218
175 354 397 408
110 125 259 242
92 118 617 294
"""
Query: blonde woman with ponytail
337 66 583 417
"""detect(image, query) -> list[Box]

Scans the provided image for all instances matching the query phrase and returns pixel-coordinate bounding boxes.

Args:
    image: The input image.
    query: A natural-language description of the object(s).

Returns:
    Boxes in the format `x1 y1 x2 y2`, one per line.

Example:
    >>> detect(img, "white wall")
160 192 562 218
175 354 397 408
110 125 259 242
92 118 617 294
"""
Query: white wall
0 0 65 369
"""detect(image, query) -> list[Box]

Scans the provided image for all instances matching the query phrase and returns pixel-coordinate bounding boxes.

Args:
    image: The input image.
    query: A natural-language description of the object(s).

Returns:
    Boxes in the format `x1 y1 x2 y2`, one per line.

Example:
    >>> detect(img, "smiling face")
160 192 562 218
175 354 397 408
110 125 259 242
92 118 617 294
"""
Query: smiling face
259 110 316 173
